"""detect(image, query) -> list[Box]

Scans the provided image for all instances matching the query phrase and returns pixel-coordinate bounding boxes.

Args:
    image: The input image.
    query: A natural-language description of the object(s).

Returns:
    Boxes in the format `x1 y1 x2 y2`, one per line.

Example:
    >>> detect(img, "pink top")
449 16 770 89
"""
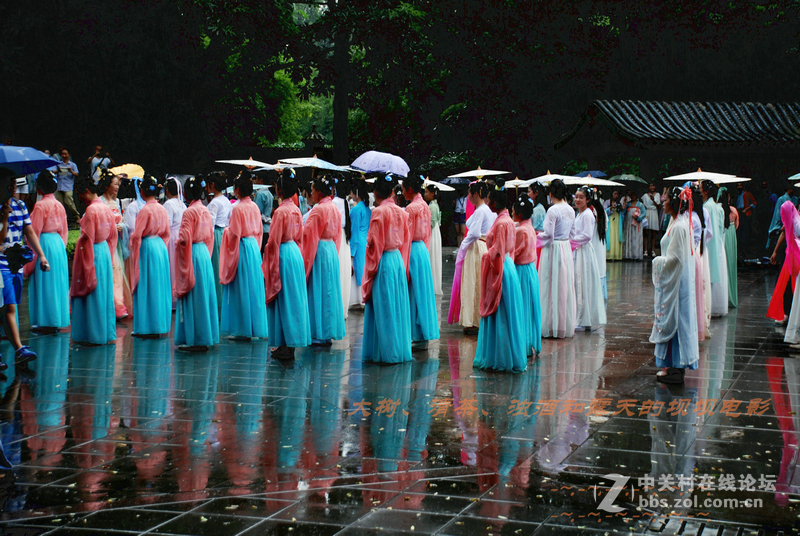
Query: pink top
219 196 262 285
480 209 516 317
263 199 303 303
362 197 411 302
514 219 537 266
24 194 68 277
301 196 341 279
405 193 431 248
129 199 170 293
175 200 214 298
70 198 118 298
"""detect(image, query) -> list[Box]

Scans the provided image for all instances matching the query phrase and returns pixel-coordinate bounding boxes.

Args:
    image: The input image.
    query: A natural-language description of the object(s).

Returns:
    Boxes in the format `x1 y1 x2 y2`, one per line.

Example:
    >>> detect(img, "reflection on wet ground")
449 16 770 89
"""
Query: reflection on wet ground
0 254 797 534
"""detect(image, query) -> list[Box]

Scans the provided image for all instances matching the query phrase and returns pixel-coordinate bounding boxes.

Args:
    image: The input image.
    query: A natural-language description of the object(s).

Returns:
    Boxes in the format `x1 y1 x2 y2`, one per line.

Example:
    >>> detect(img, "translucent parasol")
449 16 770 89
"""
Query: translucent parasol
663 168 736 183
447 168 510 178
110 163 145 178
278 157 350 172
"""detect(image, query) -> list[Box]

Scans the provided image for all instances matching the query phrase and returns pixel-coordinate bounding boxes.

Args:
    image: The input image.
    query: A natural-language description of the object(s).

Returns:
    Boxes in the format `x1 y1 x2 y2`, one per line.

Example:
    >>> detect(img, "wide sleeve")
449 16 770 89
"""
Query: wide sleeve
479 223 506 317
401 212 412 279
362 215 384 302
569 212 594 250
219 209 242 285
537 210 555 248
70 210 98 298
262 209 284 304
57 203 68 246
128 208 150 293
532 205 546 232
301 210 324 279
730 207 739 230
650 225 689 345
175 210 196 298
332 208 342 253
24 205 45 278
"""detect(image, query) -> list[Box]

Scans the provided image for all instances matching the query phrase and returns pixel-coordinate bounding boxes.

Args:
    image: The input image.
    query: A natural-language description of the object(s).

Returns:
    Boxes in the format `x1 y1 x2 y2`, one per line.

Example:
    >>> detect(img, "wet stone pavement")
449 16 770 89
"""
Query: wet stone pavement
0 249 798 535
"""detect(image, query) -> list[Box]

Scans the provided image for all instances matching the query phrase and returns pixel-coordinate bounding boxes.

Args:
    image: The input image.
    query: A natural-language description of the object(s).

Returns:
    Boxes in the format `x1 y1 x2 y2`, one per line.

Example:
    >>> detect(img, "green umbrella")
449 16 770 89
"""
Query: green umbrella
608 174 648 184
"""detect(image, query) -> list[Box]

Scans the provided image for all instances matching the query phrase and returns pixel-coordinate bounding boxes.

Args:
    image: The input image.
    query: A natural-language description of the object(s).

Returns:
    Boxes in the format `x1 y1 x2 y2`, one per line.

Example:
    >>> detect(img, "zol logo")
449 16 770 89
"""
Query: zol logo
594 474 630 513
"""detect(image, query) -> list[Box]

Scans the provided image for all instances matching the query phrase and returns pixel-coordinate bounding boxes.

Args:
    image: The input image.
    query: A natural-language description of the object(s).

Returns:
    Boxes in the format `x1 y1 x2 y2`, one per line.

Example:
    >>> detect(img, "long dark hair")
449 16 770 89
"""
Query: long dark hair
718 187 731 230
512 194 534 220
692 187 706 255
528 182 549 211
487 178 508 211
549 179 567 201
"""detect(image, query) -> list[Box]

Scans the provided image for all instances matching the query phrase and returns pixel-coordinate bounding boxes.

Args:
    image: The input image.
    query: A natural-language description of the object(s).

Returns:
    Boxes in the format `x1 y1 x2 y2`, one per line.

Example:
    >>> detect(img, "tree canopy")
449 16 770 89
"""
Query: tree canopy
2 0 798 175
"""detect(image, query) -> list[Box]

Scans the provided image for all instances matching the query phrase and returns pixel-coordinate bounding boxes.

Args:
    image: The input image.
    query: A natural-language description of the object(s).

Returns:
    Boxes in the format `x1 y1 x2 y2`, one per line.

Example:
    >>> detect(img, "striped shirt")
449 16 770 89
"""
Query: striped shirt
0 199 32 273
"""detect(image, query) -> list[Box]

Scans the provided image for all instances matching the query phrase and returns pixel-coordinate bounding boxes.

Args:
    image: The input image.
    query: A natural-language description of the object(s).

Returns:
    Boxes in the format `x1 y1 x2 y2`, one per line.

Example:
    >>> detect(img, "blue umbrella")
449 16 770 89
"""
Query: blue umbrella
351 150 410 177
575 170 607 178
0 146 59 175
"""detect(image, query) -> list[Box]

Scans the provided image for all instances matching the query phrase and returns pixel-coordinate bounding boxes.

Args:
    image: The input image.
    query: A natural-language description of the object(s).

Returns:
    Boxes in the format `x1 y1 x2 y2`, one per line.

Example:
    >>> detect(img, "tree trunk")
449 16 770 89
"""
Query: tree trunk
332 0 349 164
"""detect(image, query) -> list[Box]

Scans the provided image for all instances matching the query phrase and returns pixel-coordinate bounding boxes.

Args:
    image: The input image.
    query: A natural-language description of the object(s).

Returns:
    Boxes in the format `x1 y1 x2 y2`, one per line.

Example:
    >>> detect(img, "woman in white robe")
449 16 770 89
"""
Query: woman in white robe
538 179 576 339
164 177 186 310
623 192 646 260
702 180 728 317
651 187 699 384
570 187 606 330
333 187 352 320
689 190 712 341
447 181 496 332
425 185 443 296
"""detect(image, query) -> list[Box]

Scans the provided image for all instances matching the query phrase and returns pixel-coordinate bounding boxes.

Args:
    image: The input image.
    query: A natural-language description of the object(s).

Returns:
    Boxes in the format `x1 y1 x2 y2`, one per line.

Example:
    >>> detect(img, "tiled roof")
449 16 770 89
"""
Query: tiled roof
555 100 800 149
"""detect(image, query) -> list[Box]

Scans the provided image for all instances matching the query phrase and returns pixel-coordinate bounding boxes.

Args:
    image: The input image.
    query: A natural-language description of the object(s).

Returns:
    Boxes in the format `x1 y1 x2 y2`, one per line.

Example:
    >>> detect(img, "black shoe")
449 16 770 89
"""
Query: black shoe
656 367 685 384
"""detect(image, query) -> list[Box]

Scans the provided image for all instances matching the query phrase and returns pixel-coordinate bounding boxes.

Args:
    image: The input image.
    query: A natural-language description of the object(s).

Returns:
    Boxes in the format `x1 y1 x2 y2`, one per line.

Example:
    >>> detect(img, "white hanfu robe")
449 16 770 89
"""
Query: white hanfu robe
570 208 606 330
650 213 699 370
538 202 576 338
704 198 728 317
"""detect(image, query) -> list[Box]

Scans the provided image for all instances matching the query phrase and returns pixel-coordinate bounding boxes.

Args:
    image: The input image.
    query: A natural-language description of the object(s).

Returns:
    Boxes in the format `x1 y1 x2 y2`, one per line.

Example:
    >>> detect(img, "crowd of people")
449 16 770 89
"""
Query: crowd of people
5 145 800 388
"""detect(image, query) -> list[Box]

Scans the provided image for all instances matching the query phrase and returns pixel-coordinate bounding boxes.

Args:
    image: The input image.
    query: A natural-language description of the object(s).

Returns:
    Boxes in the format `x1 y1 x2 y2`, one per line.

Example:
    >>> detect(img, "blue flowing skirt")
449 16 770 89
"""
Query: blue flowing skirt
408 241 439 342
307 240 345 341
71 243 116 344
267 242 311 347
474 256 526 372
29 232 70 328
363 250 412 363
133 236 172 335
175 243 219 347
516 261 542 356
221 237 268 338
212 227 224 309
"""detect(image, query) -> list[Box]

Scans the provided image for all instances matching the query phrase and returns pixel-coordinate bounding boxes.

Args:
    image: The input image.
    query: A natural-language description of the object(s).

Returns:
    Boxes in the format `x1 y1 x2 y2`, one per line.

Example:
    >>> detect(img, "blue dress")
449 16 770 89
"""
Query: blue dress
349 201 371 285
29 233 70 329
516 261 542 355
307 240 346 341
72 243 116 345
408 241 440 342
133 236 172 335
221 237 268 338
267 242 311 347
175 243 220 347
474 256 527 373
363 250 412 363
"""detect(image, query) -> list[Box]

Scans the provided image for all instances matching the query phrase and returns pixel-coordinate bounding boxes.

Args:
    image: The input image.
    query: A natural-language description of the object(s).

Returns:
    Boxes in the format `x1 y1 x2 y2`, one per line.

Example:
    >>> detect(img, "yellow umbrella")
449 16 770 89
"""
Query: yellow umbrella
110 163 144 178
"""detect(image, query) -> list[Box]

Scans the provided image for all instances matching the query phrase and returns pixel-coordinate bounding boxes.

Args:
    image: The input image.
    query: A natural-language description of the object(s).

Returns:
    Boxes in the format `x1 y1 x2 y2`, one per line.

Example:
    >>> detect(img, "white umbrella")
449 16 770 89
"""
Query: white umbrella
278 157 350 172
563 176 624 187
351 151 410 177
527 172 583 185
505 177 532 188
447 168 510 178
714 176 751 185
216 159 279 169
663 168 736 183
363 177 455 192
